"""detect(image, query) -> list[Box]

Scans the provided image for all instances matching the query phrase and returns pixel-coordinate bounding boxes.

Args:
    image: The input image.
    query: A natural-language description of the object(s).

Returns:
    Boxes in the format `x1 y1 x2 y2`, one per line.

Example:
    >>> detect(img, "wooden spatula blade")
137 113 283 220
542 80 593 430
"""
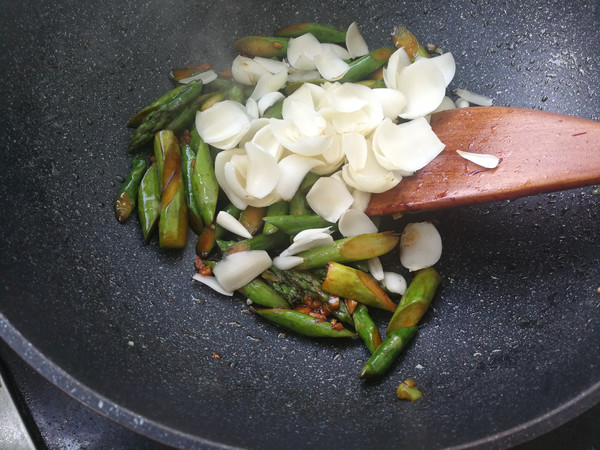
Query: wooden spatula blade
366 107 600 216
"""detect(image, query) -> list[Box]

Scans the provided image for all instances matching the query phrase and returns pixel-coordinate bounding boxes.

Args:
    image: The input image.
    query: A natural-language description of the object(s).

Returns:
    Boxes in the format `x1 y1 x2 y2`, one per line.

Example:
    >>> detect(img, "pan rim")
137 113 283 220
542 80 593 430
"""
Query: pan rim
2 313 599 449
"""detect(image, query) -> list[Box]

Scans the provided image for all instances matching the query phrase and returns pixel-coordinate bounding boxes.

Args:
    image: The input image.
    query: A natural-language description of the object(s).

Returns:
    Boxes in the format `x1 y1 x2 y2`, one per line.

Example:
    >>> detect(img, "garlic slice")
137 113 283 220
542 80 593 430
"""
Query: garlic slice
367 258 384 281
338 208 378 237
383 272 407 295
273 255 305 270
231 55 269 85
192 273 234 296
177 70 218 85
216 210 252 239
314 48 350 81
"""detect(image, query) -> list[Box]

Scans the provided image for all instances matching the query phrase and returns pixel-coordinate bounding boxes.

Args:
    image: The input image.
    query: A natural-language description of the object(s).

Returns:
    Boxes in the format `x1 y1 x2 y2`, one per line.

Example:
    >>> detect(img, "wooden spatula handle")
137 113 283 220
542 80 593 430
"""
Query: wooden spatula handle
366 107 600 216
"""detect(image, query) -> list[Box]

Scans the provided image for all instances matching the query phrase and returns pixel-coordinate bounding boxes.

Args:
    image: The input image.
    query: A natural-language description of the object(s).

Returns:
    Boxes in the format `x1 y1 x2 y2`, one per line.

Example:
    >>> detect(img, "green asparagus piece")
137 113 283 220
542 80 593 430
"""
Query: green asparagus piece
337 47 396 83
154 130 188 249
386 267 441 334
137 162 161 243
322 262 397 312
189 129 219 226
294 231 400 270
359 326 417 379
262 214 333 235
238 206 267 236
274 23 346 43
255 308 357 338
262 201 289 235
196 202 241 256
128 80 204 152
218 230 289 255
180 140 204 234
353 304 382 354
397 379 423 401
238 279 291 308
224 82 246 104
127 84 186 128
115 155 147 223
391 25 430 61
234 36 289 58
289 172 320 215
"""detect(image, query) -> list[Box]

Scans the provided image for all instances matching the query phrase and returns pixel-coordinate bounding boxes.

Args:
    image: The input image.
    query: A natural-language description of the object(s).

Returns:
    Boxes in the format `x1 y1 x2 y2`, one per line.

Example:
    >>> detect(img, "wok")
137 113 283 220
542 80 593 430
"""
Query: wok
1 0 599 448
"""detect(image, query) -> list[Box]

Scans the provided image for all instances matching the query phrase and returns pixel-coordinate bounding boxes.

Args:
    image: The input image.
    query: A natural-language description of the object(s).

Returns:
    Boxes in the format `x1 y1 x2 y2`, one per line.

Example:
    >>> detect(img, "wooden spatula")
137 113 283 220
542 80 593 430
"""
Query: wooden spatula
366 107 600 216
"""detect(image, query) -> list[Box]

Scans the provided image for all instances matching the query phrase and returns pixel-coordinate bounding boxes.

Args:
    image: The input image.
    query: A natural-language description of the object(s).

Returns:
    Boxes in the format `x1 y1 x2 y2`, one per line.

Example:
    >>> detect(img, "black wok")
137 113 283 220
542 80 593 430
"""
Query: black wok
1 0 599 448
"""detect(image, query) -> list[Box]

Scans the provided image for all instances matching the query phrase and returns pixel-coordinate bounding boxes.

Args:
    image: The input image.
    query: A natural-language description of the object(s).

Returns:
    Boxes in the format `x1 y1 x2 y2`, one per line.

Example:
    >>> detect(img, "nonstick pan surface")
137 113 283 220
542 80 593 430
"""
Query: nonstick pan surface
1 0 599 448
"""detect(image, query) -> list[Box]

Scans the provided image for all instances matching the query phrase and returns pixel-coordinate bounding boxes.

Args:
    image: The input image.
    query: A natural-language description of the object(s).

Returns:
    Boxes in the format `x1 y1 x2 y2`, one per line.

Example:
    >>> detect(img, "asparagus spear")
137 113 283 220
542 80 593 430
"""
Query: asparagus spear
254 308 357 338
262 201 289 235
189 129 219 227
180 139 204 234
234 36 289 58
115 155 146 223
386 267 441 334
353 304 382 354
127 84 186 128
154 130 188 249
359 326 417 379
238 279 291 308
322 262 397 312
128 80 204 152
274 23 346 43
137 162 160 243
391 25 430 60
218 230 290 255
289 172 320 215
293 232 399 270
397 379 423 401
262 214 333 235
238 206 267 236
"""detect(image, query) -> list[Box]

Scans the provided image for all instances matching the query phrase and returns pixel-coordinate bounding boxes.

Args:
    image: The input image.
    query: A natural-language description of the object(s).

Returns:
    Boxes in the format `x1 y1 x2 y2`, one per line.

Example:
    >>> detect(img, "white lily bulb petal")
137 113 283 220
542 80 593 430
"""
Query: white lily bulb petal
431 96 457 114
245 142 280 199
372 88 407 120
216 210 252 239
213 250 273 292
429 52 456 87
455 88 494 106
287 33 322 70
285 100 327 137
346 22 369 58
383 272 407 295
178 69 218 85
192 273 234 296
320 43 351 59
306 176 355 223
372 117 445 173
269 119 333 156
314 49 350 81
342 145 403 194
325 82 371 113
245 97 259 119
456 150 500 169
395 59 448 119
281 232 335 257
367 257 384 281
258 91 285 117
224 157 251 203
350 189 371 211
238 118 269 148
294 227 333 241
383 48 411 89
342 132 368 170
253 56 289 74
214 150 248 209
196 100 251 150
400 222 442 271
276 154 324 200
338 208 378 237
287 68 321 82
231 55 269 85
250 121 283 159
250 68 288 101
273 255 305 270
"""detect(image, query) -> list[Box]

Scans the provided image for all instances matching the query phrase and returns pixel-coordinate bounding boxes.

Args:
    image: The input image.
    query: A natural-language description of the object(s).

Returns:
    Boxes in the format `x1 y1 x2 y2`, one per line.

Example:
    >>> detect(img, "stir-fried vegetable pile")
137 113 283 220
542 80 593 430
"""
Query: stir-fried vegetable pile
115 22 489 392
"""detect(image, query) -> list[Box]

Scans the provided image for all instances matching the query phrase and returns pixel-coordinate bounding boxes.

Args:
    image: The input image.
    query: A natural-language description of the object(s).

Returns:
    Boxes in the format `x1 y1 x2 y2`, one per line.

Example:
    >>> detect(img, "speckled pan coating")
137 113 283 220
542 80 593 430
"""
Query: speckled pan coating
0 1 599 448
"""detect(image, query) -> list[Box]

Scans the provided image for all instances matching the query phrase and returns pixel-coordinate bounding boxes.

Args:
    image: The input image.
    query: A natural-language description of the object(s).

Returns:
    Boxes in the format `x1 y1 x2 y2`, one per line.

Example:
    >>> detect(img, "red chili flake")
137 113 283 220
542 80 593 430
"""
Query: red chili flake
330 320 344 331
272 41 284 50
194 256 205 272
212 352 221 360
220 69 233 79
149 155 156 163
